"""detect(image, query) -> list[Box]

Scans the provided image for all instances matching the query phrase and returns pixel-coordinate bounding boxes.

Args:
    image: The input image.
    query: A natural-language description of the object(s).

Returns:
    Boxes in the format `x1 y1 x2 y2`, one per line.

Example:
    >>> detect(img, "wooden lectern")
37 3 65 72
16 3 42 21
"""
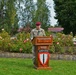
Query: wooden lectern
32 36 53 70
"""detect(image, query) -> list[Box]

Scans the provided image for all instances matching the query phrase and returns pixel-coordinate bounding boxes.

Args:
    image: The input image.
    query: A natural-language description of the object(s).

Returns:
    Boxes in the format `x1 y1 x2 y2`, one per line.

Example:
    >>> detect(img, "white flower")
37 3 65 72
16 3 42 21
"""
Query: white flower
2 29 4 31
57 42 59 45
73 38 76 41
26 38 29 41
0 36 2 39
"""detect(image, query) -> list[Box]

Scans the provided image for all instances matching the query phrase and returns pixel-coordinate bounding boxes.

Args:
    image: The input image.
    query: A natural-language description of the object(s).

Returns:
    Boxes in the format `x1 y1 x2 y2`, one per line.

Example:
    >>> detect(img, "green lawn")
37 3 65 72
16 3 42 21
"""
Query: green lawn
0 58 76 75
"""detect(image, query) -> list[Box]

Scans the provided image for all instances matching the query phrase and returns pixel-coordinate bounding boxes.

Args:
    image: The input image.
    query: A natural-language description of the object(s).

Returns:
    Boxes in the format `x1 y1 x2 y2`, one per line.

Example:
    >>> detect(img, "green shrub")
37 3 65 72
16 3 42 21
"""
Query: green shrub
50 45 55 53
0 29 11 51
45 31 52 36
17 32 26 41
10 32 32 53
60 47 65 54
0 29 75 54
24 41 32 53
10 40 32 53
67 47 74 54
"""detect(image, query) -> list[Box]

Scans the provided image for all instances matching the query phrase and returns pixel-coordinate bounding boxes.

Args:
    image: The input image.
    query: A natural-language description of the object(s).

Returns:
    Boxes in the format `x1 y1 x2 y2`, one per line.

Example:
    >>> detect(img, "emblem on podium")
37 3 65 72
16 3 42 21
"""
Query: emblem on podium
38 52 50 66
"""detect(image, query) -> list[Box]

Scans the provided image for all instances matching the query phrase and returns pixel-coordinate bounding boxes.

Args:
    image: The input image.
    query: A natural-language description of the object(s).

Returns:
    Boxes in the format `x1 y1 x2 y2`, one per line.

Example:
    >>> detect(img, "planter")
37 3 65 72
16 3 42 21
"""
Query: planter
0 52 76 60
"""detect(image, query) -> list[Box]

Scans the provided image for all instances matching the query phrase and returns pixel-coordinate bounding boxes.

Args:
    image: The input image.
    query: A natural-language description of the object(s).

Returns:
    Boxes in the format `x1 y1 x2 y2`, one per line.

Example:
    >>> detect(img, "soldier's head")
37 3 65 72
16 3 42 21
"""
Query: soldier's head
36 22 41 30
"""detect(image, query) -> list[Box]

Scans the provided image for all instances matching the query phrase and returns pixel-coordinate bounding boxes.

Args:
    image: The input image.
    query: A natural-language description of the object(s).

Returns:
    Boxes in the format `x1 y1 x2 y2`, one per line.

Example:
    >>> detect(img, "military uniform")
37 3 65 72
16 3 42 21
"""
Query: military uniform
30 28 46 40
30 27 46 66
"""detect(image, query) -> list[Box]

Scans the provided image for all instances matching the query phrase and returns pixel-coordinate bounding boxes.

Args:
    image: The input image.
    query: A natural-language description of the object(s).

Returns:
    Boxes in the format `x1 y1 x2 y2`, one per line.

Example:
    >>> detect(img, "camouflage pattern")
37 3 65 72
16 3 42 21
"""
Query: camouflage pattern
30 28 46 65
30 28 46 40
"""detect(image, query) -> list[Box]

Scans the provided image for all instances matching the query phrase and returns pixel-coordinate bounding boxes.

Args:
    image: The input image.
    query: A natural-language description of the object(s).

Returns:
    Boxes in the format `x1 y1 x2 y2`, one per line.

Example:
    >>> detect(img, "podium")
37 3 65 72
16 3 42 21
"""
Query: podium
32 36 53 70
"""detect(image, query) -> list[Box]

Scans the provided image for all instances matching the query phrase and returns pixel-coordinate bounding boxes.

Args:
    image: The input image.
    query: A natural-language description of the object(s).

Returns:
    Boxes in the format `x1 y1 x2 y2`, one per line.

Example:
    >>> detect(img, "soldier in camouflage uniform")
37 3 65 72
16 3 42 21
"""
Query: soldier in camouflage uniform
30 22 46 66
30 22 46 40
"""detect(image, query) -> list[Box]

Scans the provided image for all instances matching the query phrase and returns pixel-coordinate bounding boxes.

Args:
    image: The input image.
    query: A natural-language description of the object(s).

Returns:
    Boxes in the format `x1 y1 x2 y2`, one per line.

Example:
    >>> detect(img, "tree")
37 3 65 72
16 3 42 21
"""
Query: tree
54 0 76 36
0 0 6 31
0 0 19 35
16 0 35 27
31 0 51 30
5 0 18 35
16 0 51 31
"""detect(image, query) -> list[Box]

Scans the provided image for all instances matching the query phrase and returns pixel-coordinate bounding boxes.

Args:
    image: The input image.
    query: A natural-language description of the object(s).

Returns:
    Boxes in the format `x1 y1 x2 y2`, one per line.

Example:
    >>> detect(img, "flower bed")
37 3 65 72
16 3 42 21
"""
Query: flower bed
0 29 32 53
50 33 76 54
0 29 76 54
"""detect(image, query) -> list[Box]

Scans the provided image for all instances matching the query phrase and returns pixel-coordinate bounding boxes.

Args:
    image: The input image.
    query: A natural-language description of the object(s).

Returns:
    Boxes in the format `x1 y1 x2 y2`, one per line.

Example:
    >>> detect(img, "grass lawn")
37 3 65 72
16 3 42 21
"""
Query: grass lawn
0 58 76 75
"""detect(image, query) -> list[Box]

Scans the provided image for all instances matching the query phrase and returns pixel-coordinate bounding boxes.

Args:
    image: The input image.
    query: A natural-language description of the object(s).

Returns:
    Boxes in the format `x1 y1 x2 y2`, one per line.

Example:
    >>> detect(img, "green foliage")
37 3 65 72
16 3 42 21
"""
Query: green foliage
68 47 74 54
10 40 32 53
0 0 18 35
16 0 35 27
0 0 51 34
0 0 6 31
45 31 51 36
60 47 65 54
10 32 32 53
0 30 32 53
31 0 50 30
0 30 75 54
50 45 55 53
16 0 51 30
6 0 18 34
50 32 74 54
54 0 76 35
17 32 26 41
23 41 32 53
0 29 11 51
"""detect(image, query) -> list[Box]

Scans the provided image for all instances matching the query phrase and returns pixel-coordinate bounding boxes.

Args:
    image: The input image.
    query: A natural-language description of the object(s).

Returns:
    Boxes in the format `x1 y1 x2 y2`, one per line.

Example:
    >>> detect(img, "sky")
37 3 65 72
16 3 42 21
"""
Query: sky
47 0 57 26
34 0 57 26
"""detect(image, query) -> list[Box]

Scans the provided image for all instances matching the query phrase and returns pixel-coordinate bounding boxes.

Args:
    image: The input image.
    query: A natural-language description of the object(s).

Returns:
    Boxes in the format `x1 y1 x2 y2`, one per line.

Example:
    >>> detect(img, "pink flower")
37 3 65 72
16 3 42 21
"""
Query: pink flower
57 42 59 45
23 40 27 43
19 48 23 52
24 39 29 43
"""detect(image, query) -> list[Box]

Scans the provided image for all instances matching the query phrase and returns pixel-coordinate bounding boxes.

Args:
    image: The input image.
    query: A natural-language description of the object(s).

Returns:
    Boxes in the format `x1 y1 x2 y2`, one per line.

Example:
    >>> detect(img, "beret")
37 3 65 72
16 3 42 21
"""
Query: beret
36 22 41 26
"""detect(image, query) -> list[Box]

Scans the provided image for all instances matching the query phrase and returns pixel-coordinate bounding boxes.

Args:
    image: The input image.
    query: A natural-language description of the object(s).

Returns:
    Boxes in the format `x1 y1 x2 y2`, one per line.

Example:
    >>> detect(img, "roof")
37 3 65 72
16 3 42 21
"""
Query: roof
48 27 64 32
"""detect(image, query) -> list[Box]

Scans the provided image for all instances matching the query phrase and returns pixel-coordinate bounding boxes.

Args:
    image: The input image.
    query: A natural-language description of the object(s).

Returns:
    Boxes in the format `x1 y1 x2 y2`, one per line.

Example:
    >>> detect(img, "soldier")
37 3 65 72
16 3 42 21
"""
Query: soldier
30 22 46 66
30 22 46 40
